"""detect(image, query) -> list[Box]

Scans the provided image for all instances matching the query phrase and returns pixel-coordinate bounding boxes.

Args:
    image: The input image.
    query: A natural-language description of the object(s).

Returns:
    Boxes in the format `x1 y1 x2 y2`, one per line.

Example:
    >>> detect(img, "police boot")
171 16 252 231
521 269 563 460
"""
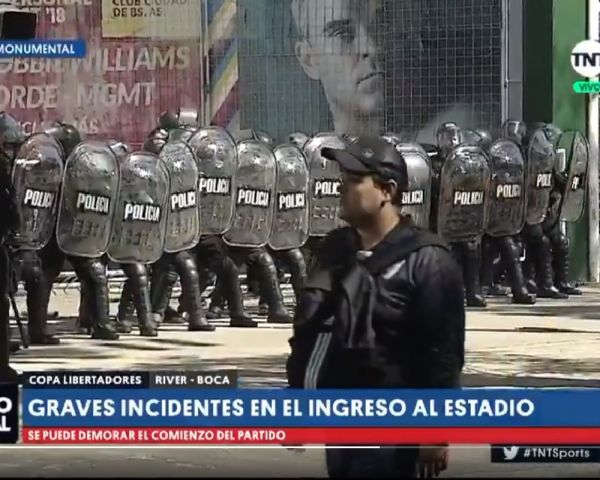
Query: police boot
9 339 20 354
150 262 178 323
553 239 582 296
220 258 256 328
175 252 215 332
535 236 568 299
196 268 224 320
206 285 227 319
258 292 269 316
480 238 508 297
26 284 60 345
246 265 261 298
24 260 60 345
125 264 159 337
463 242 486 308
115 280 135 334
285 248 307 304
248 264 269 315
83 260 119 340
77 282 92 334
255 252 291 323
522 250 538 294
164 305 186 324
501 238 536 305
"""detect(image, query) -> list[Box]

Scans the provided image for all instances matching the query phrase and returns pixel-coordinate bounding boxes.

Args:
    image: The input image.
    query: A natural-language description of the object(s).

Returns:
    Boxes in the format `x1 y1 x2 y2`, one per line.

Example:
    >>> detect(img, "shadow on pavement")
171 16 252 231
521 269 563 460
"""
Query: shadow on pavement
491 303 600 321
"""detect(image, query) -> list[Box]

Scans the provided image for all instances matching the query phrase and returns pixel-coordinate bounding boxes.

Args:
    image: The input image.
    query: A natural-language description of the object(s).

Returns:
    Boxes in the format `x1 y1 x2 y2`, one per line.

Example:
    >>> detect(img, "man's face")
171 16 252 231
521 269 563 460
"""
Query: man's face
295 0 384 119
339 169 391 226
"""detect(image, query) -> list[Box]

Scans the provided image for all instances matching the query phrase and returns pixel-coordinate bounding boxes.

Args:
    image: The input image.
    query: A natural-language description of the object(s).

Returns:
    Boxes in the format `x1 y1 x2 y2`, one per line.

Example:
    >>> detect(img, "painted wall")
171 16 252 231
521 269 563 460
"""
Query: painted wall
3 1 203 147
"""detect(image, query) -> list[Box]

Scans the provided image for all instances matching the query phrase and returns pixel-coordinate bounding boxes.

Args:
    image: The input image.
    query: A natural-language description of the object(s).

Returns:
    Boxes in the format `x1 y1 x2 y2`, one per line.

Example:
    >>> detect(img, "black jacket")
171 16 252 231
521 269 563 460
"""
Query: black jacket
287 221 465 389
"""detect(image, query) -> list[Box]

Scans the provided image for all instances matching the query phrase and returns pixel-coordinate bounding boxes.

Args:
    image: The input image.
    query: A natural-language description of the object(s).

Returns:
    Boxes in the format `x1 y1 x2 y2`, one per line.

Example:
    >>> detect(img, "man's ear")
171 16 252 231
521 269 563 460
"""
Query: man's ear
384 180 398 203
295 40 320 80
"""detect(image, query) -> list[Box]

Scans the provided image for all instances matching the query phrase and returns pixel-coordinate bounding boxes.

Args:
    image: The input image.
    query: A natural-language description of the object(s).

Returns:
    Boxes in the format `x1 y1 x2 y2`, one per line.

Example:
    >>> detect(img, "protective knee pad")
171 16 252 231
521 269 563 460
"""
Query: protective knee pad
179 254 200 284
500 236 521 260
87 259 108 287
126 263 149 290
285 248 307 292
174 251 203 314
539 234 552 254
555 233 570 254
221 256 240 279
255 250 278 277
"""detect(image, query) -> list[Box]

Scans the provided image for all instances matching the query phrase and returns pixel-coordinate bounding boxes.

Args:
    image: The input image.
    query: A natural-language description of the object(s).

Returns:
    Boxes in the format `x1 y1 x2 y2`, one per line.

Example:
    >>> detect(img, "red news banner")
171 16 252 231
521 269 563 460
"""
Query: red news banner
23 427 600 446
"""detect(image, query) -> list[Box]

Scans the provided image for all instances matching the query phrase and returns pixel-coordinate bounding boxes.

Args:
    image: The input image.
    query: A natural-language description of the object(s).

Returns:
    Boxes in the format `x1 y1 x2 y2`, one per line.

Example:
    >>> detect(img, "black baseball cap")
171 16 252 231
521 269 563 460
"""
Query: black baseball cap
322 136 409 190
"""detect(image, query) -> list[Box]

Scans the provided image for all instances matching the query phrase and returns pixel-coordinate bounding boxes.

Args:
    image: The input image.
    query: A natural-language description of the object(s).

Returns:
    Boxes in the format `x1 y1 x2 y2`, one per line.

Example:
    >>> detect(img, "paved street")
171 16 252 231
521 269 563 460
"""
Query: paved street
2 280 600 477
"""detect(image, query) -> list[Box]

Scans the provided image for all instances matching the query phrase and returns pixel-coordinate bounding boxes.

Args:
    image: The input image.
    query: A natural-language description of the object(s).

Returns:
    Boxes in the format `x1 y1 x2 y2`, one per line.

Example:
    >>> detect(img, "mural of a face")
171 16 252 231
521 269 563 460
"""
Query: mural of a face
292 0 384 133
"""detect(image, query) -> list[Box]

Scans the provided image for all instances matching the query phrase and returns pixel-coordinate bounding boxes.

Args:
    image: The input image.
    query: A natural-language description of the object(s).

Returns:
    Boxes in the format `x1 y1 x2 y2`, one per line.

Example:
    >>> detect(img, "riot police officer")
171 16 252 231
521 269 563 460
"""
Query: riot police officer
9 125 65 344
219 129 291 324
0 112 25 357
142 127 215 332
519 123 568 299
432 123 488 307
41 122 122 339
537 123 583 296
466 127 535 305
105 140 160 337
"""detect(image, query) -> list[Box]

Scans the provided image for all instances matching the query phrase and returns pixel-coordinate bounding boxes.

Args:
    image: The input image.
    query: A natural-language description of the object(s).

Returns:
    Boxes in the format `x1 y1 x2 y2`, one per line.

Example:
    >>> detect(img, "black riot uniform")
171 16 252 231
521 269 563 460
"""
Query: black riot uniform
1 113 61 347
537 124 582 295
142 126 215 332
467 127 536 305
103 140 159 337
519 124 569 299
0 113 25 359
39 123 122 339
219 128 292 323
430 123 487 307
192 235 257 327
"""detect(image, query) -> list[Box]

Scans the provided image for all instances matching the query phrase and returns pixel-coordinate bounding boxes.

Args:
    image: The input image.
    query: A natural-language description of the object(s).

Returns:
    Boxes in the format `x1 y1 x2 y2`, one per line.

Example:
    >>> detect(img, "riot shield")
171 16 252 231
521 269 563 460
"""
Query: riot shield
160 140 201 253
107 152 170 264
558 130 589 222
12 133 64 250
304 133 346 236
223 140 277 248
437 145 491 243
170 127 196 143
395 143 432 229
525 128 555 226
188 127 237 235
485 139 527 237
268 144 310 251
56 142 120 257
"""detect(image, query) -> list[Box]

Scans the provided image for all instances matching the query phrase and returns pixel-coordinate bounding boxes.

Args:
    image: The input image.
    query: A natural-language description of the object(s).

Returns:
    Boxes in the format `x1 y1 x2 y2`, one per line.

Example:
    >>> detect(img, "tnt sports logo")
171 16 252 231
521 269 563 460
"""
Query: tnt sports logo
571 40 600 78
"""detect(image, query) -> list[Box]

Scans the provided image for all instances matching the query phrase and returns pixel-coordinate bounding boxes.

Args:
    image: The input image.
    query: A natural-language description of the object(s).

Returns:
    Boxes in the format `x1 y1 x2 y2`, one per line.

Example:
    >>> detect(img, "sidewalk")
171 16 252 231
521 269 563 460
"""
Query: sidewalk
10 283 600 387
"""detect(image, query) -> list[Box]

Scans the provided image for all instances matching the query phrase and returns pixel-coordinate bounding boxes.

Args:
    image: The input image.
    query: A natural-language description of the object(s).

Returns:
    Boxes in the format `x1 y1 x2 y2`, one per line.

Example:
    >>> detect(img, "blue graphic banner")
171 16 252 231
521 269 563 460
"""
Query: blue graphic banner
21 388 600 428
0 40 86 58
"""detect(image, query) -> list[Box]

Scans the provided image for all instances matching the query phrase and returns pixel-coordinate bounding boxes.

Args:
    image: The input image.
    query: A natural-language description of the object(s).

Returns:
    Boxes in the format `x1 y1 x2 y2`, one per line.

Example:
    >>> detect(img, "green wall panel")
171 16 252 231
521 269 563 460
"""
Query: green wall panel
552 0 588 281
524 0 589 280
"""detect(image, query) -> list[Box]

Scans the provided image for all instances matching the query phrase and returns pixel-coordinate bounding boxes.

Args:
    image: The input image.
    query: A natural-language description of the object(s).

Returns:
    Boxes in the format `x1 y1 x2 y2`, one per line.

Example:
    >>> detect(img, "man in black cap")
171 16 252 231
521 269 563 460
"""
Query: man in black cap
286 136 465 478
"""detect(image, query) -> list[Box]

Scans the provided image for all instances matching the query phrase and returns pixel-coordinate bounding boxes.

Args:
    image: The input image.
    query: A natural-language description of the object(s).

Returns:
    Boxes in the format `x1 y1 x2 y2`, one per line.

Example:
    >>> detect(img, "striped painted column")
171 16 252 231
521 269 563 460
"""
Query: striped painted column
206 0 240 131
